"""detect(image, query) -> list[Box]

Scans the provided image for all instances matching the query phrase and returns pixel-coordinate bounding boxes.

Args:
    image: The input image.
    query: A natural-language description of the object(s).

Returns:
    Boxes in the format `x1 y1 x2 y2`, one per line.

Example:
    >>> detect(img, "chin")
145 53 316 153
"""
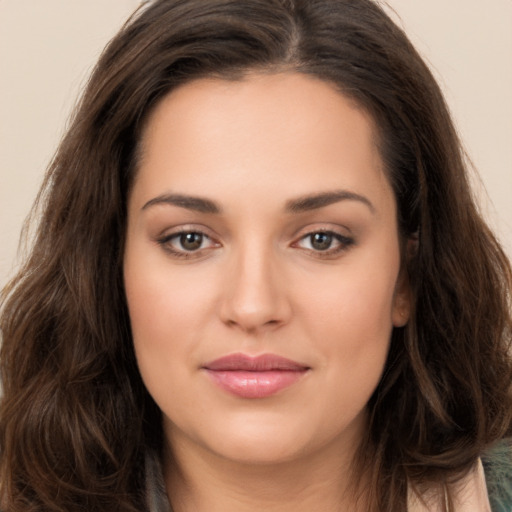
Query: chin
214 436 309 466
166 410 320 466
204 412 357 467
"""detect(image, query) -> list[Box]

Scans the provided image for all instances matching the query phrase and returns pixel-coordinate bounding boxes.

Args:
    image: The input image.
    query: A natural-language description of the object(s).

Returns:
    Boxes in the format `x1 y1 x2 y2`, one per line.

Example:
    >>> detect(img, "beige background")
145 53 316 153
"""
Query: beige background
1 1 511 288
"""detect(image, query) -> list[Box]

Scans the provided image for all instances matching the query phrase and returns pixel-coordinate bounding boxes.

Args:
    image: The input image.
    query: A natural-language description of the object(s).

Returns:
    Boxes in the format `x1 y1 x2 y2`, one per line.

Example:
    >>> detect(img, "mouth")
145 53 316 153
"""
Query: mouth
202 353 310 399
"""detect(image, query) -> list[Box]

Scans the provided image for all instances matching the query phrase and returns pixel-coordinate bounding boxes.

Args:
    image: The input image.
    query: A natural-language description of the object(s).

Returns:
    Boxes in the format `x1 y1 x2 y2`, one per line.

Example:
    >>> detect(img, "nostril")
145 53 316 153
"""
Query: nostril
222 314 285 333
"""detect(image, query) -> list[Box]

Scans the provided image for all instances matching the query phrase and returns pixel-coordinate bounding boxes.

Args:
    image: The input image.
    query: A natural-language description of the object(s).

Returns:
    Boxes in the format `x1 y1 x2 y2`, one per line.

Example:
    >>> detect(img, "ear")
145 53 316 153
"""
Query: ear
391 237 416 327
391 270 411 327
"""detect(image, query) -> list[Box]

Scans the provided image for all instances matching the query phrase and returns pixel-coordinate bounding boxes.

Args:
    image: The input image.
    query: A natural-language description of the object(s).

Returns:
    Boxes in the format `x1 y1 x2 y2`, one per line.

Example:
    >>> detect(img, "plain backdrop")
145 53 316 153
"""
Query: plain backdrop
1 1 511 289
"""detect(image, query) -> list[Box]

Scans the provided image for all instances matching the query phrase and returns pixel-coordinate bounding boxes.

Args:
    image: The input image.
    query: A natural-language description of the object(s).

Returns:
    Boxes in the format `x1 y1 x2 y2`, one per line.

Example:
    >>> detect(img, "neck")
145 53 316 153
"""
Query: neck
163 428 370 512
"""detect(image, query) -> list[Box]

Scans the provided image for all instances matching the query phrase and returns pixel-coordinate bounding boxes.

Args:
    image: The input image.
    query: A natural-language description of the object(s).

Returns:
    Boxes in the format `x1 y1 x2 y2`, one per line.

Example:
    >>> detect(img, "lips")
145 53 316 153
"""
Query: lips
203 353 309 398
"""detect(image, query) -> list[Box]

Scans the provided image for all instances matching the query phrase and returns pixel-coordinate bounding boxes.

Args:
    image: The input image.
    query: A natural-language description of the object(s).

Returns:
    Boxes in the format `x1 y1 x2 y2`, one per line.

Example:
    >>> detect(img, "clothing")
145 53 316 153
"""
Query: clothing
407 460 491 512
482 439 512 512
146 448 172 512
146 439 512 512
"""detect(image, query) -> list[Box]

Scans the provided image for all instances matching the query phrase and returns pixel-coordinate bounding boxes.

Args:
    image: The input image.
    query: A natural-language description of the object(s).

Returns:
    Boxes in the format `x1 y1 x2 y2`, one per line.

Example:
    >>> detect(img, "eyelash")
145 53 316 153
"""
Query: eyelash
293 230 355 258
156 229 355 259
156 229 218 259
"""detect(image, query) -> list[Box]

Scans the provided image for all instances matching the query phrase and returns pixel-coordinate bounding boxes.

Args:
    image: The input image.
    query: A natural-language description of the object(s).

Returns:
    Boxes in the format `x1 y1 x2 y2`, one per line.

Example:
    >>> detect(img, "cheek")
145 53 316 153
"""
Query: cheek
124 236 219 342
123 245 217 401
299 255 399 349
312 282 393 382
295 248 399 402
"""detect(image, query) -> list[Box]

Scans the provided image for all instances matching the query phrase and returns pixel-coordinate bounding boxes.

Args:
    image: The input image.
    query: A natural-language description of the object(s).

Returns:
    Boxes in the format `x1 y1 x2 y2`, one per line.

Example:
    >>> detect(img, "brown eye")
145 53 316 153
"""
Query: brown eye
157 229 219 258
294 230 355 257
179 232 204 251
310 232 333 251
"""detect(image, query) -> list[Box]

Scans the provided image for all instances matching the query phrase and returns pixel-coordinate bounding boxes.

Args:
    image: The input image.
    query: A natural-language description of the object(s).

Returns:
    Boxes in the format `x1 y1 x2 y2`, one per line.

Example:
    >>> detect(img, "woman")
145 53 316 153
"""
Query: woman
1 0 511 510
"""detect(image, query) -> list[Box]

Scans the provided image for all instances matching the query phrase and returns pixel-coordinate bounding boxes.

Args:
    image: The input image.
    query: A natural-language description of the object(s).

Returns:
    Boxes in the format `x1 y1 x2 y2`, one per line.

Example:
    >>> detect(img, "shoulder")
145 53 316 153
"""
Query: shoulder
482 438 512 512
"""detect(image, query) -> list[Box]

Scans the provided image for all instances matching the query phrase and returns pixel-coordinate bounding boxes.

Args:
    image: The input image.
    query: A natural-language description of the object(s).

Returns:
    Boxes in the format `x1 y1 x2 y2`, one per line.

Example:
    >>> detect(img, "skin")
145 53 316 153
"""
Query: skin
124 72 410 512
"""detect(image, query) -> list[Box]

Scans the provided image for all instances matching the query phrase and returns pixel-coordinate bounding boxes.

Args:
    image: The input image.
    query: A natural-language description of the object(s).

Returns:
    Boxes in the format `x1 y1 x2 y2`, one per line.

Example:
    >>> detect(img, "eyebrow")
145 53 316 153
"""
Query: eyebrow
141 189 375 215
142 193 221 214
285 190 375 214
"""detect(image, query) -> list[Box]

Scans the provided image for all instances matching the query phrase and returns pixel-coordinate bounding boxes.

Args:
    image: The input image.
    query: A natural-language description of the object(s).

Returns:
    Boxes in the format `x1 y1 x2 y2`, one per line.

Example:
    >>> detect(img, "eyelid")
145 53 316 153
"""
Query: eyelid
291 221 353 237
291 225 355 258
156 223 219 240
154 223 355 260
155 224 221 258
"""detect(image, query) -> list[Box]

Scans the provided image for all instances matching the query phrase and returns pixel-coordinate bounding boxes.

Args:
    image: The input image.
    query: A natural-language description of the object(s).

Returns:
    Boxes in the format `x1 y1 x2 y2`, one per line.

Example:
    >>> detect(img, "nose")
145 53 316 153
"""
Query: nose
219 243 292 333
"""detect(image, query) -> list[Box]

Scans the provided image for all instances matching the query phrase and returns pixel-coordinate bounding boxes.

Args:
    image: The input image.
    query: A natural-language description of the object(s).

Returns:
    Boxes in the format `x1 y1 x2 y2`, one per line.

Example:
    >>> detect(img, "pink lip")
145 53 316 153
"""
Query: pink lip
203 354 309 399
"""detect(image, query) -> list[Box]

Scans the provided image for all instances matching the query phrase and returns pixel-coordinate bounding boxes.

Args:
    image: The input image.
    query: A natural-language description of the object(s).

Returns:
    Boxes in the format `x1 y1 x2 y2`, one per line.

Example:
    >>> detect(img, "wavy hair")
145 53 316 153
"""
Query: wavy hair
1 0 511 510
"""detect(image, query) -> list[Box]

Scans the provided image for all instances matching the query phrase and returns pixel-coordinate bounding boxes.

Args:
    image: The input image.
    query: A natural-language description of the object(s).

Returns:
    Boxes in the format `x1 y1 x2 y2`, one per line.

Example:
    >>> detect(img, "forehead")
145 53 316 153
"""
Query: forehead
132 72 393 215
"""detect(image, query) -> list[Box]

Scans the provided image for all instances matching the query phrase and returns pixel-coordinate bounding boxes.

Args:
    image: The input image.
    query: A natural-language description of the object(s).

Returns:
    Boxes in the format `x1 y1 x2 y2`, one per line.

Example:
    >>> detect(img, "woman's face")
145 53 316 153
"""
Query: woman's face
124 73 410 466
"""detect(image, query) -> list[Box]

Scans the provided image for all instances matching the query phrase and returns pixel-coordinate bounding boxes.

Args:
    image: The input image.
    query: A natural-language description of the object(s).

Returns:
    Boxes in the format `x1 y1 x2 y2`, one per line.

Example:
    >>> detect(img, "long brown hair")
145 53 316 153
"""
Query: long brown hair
1 1 511 510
